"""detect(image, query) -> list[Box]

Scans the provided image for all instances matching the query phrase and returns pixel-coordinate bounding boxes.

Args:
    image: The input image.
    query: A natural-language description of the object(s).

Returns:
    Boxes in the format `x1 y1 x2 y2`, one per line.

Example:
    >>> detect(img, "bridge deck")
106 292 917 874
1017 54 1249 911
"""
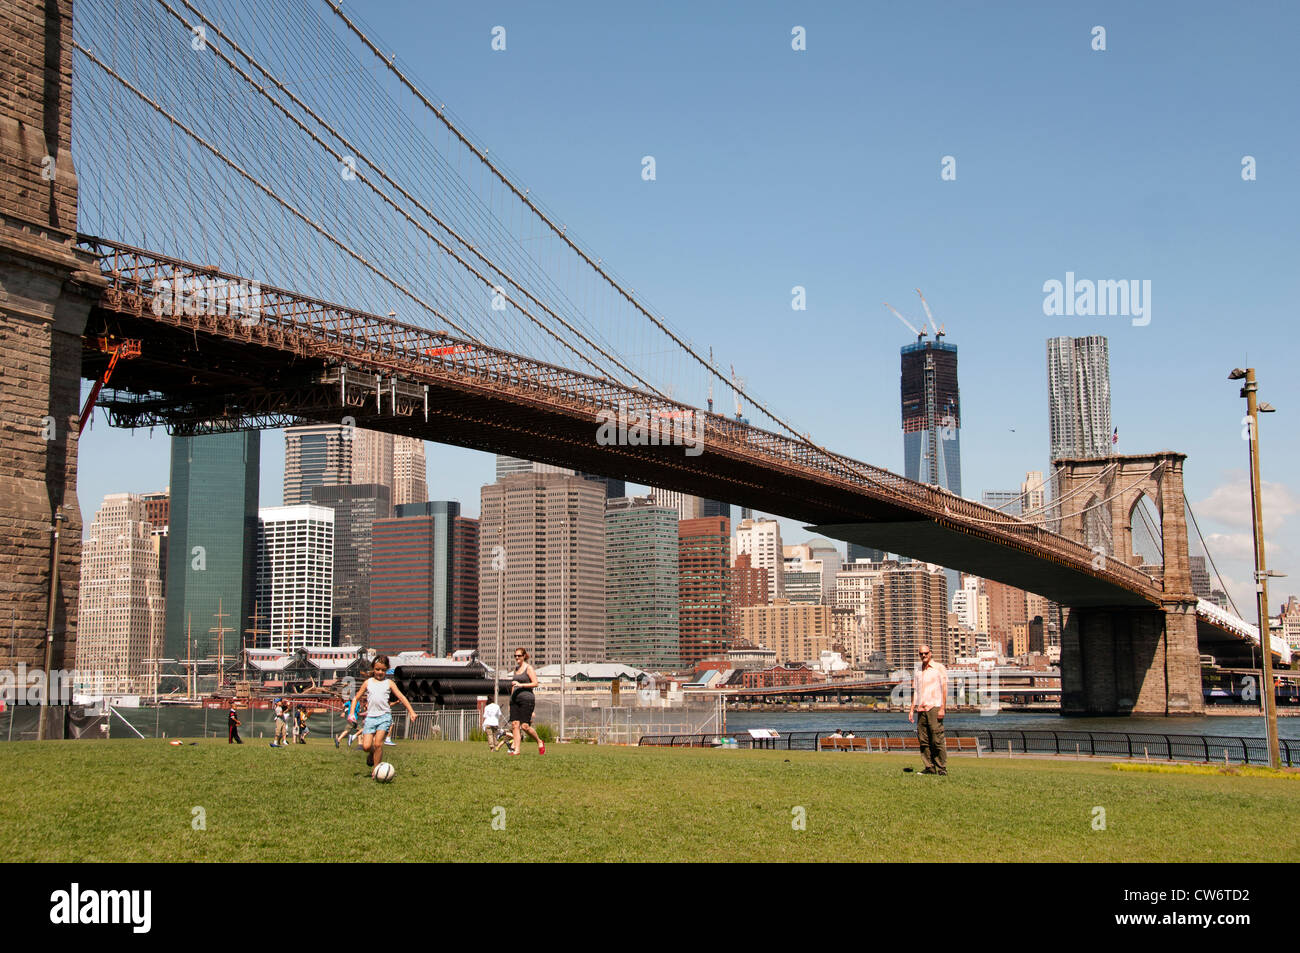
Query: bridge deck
79 237 1169 611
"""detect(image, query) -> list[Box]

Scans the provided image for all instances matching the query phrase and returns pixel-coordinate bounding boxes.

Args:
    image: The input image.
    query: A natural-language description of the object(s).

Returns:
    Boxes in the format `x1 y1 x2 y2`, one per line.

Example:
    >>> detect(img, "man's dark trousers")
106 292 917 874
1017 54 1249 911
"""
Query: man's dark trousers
917 709 946 774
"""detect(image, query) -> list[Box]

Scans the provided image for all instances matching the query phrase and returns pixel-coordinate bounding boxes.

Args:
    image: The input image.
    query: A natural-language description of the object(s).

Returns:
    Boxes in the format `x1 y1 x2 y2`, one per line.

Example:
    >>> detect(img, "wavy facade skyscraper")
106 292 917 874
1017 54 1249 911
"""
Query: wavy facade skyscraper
1047 336 1112 460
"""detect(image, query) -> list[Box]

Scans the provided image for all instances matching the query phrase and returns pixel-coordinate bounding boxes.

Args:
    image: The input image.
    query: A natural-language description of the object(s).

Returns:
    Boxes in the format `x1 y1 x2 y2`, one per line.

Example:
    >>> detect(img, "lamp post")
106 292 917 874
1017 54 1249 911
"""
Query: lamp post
560 515 568 743
37 508 65 741
1229 367 1281 769
495 523 504 708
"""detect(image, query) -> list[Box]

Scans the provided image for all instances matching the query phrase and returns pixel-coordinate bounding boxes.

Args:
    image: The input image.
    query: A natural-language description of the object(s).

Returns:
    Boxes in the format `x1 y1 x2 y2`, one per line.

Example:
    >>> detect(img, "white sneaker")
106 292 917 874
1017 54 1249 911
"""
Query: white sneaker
383 738 396 746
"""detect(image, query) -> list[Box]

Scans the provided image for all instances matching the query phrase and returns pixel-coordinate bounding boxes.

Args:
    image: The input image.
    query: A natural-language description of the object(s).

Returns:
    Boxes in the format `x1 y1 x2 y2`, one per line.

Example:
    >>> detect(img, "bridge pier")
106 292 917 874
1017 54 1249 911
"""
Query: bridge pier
1 0 103 671
1060 602 1203 715
1055 451 1204 715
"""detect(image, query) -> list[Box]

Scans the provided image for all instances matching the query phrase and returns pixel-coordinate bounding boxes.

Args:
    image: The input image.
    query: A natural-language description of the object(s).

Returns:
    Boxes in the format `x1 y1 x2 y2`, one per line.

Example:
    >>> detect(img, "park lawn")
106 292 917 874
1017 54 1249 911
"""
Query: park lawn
0 740 1292 862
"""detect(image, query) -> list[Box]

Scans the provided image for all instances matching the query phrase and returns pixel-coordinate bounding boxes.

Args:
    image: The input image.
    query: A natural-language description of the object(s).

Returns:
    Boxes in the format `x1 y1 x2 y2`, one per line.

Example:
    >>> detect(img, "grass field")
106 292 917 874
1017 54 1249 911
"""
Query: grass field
1 739 1294 862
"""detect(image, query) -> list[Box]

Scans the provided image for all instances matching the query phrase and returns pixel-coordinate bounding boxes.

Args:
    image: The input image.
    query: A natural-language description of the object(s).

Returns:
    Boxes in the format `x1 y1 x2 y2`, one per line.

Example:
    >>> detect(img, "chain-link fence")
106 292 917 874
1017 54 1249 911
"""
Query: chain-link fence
528 690 724 745
0 704 359 742
0 691 726 746
396 692 725 745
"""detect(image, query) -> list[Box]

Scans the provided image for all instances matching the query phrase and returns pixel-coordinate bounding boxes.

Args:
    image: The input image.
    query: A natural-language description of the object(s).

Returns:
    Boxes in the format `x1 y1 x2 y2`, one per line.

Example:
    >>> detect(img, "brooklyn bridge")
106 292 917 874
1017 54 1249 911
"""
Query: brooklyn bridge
0 0 1287 716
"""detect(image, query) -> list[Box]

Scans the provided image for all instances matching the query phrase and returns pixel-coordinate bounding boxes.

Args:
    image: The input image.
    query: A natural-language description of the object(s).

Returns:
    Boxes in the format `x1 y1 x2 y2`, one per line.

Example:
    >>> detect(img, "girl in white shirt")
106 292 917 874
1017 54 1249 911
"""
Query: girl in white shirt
351 655 418 769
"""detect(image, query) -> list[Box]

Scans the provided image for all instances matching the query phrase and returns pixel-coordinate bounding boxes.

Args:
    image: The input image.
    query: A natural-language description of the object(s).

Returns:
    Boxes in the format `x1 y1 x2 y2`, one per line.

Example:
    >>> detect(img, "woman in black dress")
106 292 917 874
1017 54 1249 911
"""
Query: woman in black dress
508 647 545 755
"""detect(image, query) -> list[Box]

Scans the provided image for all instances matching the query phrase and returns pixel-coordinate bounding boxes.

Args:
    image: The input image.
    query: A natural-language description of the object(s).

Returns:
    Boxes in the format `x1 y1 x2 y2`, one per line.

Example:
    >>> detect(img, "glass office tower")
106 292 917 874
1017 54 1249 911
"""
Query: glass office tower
901 339 961 495
164 432 260 665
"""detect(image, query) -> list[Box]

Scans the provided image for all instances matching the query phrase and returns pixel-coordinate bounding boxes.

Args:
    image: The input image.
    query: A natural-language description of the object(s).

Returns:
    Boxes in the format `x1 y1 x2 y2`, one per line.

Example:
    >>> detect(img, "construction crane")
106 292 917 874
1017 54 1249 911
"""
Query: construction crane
730 363 754 521
884 301 928 343
707 347 714 414
915 288 946 341
730 363 746 421
79 336 142 434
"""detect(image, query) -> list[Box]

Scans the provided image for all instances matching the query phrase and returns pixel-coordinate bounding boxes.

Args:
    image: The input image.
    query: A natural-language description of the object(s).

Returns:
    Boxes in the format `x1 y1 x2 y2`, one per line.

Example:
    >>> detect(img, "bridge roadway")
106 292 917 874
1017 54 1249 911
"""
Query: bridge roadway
75 238 1256 656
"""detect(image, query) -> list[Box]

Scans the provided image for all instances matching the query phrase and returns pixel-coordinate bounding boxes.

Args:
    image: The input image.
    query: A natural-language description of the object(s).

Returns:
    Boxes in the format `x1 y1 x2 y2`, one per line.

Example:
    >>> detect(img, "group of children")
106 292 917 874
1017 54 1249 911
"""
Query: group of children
250 654 543 775
268 698 312 747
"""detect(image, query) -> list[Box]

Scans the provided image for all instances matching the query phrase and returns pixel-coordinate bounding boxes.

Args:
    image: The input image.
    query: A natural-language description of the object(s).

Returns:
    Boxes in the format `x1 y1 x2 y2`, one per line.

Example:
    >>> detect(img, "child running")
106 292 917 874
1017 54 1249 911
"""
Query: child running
336 694 363 748
270 698 289 748
482 698 506 752
351 656 418 769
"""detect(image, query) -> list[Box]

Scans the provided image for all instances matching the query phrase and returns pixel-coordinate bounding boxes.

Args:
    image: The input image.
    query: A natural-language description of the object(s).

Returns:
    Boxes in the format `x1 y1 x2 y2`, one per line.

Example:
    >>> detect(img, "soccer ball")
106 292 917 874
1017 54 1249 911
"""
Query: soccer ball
372 761 395 782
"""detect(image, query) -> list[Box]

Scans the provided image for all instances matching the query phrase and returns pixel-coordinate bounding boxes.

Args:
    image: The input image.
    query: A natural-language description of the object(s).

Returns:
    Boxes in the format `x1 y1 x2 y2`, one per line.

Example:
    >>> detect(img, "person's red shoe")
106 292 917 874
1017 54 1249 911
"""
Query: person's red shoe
538 742 546 755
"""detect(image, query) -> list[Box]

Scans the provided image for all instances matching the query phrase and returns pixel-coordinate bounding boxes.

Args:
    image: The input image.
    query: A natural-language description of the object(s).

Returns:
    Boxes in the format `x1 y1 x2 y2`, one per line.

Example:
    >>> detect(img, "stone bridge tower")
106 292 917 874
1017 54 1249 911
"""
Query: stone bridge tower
1053 452 1202 714
0 0 105 673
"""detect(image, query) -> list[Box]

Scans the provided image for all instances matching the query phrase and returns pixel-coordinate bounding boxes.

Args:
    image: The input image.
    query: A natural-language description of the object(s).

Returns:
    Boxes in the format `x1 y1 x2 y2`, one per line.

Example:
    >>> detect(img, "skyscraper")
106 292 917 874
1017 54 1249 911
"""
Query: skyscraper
76 494 166 692
647 488 702 521
734 518 784 602
847 542 886 563
285 424 421 506
283 424 351 506
834 559 885 658
605 497 680 668
310 483 392 645
1020 471 1046 516
479 473 606 668
873 562 950 667
392 435 428 506
901 338 961 599
784 540 842 600
982 471 1047 521
679 516 732 666
1188 556 1212 600
985 577 1029 656
370 501 462 656
1047 336 1112 460
165 432 260 663
698 499 731 522
257 505 334 650
494 454 573 481
576 472 627 499
741 599 833 666
901 339 961 495
951 576 985 633
452 516 480 654
351 429 394 492
140 489 170 596
729 553 770 641
981 490 1023 516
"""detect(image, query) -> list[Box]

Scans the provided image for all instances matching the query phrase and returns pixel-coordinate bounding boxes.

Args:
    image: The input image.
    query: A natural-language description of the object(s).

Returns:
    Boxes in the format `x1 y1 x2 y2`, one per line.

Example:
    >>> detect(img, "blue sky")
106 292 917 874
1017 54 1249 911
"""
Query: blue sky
78 0 1300 614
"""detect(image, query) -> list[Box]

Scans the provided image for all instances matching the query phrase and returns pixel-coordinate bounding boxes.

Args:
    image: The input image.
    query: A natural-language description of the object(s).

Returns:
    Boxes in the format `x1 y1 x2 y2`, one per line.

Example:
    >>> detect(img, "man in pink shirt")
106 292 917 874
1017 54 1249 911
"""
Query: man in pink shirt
908 644 948 775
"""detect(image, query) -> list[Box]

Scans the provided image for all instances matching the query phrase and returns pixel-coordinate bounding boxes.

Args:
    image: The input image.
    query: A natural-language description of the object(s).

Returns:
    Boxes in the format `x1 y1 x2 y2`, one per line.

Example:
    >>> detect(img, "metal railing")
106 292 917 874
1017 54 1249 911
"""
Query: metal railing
638 729 1297 766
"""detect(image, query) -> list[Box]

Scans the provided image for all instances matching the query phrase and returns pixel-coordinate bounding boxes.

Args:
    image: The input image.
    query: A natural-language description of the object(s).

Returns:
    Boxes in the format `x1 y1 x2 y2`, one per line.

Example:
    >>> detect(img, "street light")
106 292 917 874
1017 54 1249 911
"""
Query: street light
37 508 65 742
559 515 569 744
1229 367 1281 769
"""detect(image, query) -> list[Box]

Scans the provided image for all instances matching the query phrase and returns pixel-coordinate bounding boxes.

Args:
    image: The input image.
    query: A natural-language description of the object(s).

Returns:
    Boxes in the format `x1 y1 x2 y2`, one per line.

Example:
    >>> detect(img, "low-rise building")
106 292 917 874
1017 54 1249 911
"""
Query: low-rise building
740 664 822 690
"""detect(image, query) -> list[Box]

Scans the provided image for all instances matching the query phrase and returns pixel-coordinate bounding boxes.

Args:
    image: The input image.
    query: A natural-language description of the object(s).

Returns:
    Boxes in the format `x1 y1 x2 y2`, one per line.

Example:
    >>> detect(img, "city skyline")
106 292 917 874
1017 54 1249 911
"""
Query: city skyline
72 2 1299 621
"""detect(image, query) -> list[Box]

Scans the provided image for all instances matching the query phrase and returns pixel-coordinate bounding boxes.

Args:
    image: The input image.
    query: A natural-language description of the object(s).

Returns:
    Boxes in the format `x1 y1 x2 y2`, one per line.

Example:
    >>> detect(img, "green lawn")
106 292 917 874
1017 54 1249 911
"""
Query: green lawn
0 740 1292 862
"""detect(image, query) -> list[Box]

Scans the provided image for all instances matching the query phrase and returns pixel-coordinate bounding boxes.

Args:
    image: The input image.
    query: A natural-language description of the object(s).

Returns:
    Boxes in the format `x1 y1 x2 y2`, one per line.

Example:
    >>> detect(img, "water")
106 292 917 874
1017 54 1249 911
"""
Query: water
725 709 1300 740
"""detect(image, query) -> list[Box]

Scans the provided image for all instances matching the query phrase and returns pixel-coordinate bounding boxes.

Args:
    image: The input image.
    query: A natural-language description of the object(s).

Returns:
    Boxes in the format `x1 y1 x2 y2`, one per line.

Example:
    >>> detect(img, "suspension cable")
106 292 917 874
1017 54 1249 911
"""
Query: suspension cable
1184 493 1244 617
164 0 665 399
325 0 826 450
